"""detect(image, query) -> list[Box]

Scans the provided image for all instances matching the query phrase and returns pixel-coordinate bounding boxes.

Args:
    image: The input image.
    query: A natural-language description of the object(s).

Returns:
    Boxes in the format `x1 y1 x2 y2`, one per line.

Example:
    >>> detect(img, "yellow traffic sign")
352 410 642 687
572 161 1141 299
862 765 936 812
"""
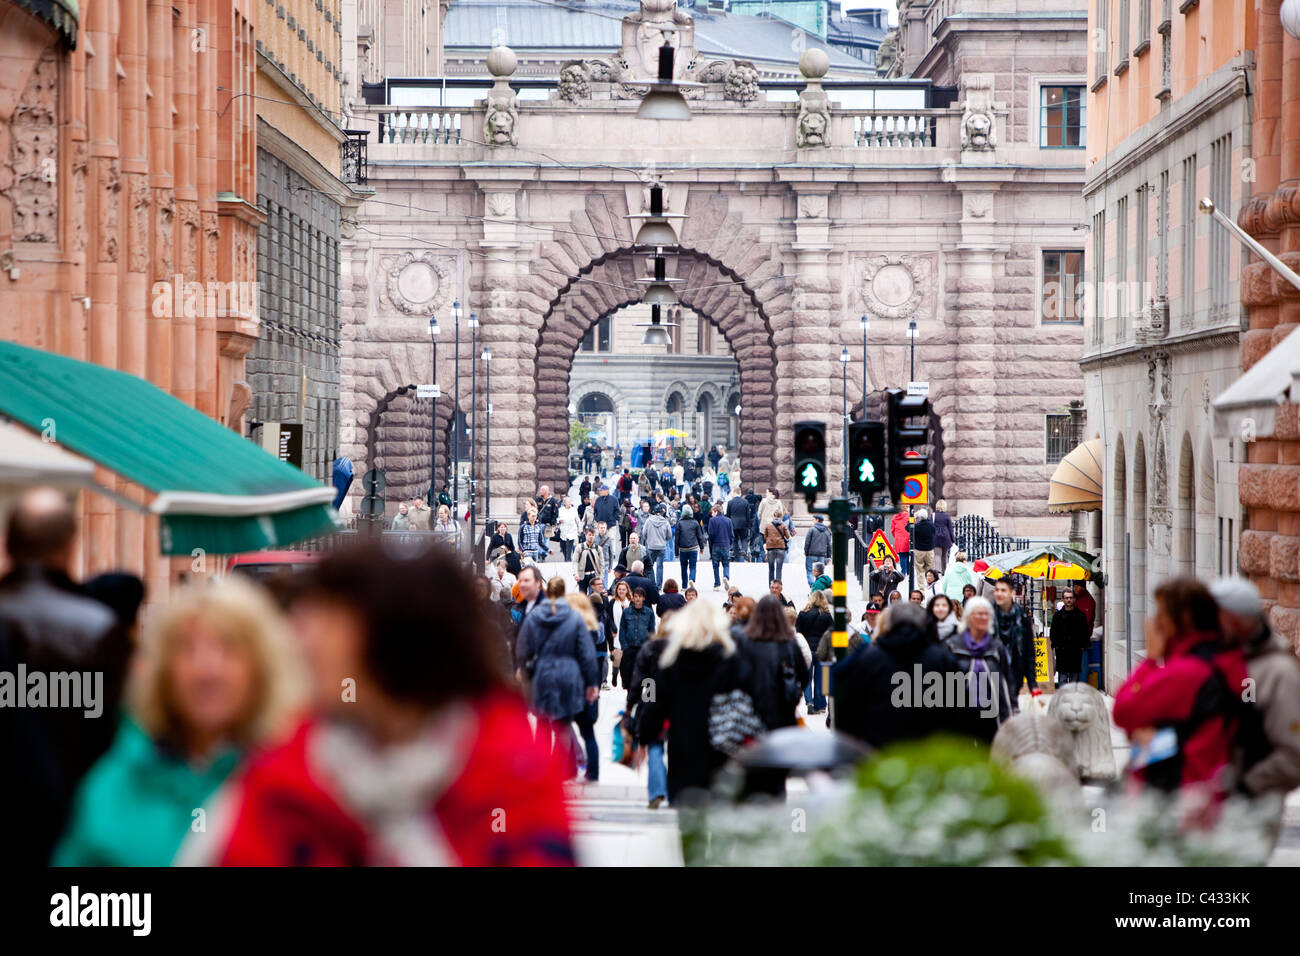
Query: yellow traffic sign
899 473 928 505
865 529 898 568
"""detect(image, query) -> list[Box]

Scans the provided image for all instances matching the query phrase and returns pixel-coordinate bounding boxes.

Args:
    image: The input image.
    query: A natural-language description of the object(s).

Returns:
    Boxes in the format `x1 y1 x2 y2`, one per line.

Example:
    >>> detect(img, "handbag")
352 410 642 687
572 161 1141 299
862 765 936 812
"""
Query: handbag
779 645 804 711
709 689 766 756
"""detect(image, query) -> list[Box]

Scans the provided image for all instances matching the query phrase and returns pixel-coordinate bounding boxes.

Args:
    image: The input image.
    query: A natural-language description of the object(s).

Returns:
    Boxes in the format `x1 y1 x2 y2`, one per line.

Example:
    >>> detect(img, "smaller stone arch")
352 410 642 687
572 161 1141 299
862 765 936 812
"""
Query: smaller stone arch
661 380 692 414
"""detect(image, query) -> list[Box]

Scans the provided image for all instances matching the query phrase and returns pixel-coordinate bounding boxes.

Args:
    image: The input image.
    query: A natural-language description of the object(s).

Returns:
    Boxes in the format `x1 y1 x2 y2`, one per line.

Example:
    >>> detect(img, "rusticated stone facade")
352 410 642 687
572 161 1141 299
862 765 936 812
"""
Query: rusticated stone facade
338 0 1088 538
0 0 261 598
1231 0 1300 653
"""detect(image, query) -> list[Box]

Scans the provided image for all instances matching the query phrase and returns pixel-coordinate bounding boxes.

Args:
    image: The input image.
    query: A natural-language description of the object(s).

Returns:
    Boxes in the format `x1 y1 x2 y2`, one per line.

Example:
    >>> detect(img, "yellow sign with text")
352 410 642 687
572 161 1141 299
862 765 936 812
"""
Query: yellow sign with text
1033 633 1053 687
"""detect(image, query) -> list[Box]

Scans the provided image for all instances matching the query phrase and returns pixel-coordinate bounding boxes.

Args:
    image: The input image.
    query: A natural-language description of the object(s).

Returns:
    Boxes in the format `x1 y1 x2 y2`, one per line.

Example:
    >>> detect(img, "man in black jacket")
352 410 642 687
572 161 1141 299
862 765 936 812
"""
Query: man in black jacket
623 561 661 608
0 489 130 864
1049 588 1091 686
992 578 1036 702
725 492 751 563
911 508 936 580
743 487 764 560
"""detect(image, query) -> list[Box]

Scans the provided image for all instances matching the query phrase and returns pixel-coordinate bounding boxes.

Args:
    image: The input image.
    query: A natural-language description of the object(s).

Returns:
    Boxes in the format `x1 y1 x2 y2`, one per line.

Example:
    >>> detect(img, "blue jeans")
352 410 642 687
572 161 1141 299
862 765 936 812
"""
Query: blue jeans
805 662 827 711
596 652 608 686
750 526 764 560
647 741 667 802
898 551 911 576
805 554 827 587
575 702 599 781
767 549 785 584
647 548 666 587
679 550 698 587
711 552 731 588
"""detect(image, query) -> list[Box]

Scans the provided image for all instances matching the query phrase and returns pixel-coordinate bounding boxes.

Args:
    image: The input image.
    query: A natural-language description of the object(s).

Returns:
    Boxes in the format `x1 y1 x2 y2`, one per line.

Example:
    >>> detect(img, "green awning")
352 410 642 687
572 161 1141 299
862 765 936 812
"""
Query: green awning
0 340 336 555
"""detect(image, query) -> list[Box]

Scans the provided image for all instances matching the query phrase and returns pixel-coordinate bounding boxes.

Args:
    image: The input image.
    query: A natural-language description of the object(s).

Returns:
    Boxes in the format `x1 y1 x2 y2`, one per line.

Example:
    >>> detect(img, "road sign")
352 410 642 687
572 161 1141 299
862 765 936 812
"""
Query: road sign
416 384 441 399
360 495 384 516
362 468 386 494
907 381 930 396
900 473 928 504
865 529 898 568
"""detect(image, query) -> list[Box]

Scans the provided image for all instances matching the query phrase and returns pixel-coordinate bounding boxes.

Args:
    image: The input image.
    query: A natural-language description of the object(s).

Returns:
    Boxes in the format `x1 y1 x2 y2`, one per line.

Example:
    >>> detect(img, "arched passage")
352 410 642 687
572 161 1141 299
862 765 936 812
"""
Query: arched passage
1176 432 1195 577
1131 434 1148 661
524 245 784 492
1110 435 1129 679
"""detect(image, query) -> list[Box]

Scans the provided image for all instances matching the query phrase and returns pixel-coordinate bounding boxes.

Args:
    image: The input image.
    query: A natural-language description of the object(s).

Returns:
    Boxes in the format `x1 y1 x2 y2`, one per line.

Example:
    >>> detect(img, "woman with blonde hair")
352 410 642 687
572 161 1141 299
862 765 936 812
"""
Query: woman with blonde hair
796 589 833 714
933 498 955 574
638 599 743 805
55 578 303 866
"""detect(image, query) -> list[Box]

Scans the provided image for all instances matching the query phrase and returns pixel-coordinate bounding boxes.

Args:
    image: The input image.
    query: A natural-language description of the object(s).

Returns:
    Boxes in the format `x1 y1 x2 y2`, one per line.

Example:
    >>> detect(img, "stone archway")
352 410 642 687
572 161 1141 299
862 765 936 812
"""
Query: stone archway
1110 434 1129 682
1175 432 1195 577
1131 434 1148 660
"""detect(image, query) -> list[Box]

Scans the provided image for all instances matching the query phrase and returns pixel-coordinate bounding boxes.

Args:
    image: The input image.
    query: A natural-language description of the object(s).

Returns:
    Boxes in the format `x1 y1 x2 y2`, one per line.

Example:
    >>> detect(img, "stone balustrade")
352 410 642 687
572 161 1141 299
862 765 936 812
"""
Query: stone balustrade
843 110 949 148
376 108 465 145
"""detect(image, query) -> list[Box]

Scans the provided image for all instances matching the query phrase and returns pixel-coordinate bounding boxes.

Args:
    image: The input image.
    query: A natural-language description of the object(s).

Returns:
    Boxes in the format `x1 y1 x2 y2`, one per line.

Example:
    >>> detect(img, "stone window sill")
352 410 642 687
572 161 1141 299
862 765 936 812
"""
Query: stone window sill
1156 87 1171 102
1114 58 1130 77
1133 39 1151 57
1178 0 1198 11
1091 73 1108 93
1158 18 1172 34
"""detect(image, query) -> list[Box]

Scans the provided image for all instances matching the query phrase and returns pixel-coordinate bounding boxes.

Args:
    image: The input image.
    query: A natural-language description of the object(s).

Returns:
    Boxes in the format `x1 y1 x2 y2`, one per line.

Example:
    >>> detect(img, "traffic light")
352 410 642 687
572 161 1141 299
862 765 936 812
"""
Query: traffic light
929 406 945 501
886 388 930 503
847 421 886 498
793 421 827 496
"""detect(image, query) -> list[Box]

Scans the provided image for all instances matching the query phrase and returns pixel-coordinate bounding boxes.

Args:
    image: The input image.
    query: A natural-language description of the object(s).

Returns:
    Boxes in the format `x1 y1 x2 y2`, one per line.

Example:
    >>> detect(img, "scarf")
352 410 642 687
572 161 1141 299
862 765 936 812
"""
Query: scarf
961 628 994 710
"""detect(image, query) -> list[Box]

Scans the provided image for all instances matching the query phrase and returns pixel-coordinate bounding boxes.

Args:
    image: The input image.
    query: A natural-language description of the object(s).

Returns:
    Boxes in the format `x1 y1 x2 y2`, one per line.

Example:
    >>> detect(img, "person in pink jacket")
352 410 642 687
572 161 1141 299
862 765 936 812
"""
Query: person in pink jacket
890 510 912 576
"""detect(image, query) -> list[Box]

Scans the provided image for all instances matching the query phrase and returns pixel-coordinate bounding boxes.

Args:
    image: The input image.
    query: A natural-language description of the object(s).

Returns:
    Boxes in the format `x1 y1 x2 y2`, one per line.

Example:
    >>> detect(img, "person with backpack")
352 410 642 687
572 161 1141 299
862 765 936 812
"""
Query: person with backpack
992 578 1036 702
1113 578 1249 811
573 528 605 594
1210 577 1300 798
616 587 657 694
674 504 705 588
761 503 792 585
803 515 832 587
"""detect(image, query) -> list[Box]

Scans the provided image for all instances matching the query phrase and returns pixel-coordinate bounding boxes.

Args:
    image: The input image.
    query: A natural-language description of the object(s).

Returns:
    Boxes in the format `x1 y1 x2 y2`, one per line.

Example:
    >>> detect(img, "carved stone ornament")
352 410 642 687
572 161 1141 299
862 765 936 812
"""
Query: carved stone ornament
70 139 87 254
201 211 219 282
155 187 174 275
485 191 516 219
380 251 453 315
723 62 760 103
798 194 828 219
858 253 934 321
960 73 996 152
964 192 993 219
1152 422 1168 507
484 88 518 147
620 0 697 84
797 94 830 149
98 159 122 264
1047 684 1117 782
6 50 60 244
128 174 151 272
558 62 592 102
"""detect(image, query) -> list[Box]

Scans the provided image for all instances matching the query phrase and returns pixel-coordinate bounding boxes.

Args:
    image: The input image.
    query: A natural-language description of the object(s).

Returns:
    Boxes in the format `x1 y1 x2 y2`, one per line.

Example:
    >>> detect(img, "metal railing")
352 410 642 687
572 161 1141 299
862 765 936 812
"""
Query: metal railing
952 514 1029 561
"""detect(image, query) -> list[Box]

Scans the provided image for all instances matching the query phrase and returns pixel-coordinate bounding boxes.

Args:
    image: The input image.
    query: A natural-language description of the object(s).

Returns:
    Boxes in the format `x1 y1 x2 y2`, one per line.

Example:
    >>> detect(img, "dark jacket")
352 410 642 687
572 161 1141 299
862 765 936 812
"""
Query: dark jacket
639 643 746 802
912 517 935 552
816 628 865 663
804 521 832 559
734 636 809 731
514 598 599 720
944 628 1015 740
831 618 968 749
994 600 1037 693
628 637 668 732
674 515 704 552
592 493 621 527
870 566 904 602
725 495 751 532
1049 606 1091 673
707 514 734 552
933 511 955 549
657 591 687 617
618 603 657 651
623 573 660 607
796 608 833 649
0 565 130 864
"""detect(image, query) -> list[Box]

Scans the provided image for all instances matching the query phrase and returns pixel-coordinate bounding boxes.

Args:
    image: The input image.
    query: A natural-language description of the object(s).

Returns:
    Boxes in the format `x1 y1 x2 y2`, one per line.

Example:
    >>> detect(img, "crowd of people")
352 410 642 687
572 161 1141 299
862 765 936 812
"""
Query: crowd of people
5 469 1300 866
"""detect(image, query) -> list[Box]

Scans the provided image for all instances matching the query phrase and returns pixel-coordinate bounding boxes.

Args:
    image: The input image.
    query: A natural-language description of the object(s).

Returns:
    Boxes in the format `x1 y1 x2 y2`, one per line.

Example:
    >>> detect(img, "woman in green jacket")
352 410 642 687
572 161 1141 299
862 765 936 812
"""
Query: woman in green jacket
55 577 301 867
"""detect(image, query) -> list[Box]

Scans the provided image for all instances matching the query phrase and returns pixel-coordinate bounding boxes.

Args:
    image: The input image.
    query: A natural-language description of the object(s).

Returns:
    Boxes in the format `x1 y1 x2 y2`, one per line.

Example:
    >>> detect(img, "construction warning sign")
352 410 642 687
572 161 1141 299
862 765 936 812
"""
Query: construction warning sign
865 529 898 568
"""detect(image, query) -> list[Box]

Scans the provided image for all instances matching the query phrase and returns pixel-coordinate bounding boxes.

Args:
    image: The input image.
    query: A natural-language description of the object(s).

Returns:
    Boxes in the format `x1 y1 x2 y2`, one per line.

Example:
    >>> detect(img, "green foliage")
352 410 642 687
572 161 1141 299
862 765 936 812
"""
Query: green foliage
569 420 592 450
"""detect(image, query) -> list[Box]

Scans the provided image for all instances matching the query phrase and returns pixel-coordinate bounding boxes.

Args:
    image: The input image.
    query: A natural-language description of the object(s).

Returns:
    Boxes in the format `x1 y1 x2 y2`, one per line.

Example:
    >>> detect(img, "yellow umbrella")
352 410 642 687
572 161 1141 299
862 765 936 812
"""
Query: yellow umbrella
653 428 689 439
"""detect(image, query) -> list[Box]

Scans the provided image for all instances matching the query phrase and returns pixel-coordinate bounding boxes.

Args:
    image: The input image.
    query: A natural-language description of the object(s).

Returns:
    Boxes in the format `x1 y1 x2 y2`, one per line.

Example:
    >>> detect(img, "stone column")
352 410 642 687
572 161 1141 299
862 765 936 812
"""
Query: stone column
787 187 839 512
475 185 528 521
946 234 1000 521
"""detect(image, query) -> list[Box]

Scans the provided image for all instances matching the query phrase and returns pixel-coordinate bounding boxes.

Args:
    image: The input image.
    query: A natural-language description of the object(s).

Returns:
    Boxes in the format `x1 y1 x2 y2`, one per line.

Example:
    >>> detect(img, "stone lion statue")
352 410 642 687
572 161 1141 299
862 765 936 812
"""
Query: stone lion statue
990 710 1075 769
797 104 829 148
1048 682 1117 782
961 108 995 151
484 93 517 147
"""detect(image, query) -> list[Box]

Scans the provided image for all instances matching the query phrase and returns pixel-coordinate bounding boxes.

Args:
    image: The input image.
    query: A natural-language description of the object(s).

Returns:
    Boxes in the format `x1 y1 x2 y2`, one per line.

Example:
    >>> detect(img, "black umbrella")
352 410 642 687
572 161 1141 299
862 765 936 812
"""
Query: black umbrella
736 728 874 772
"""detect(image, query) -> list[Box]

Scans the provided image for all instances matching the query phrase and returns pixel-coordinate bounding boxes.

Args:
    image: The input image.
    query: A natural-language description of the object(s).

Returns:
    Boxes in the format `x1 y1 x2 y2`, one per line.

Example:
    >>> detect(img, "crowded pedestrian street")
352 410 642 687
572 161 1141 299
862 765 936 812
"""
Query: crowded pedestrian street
3 0 1300 938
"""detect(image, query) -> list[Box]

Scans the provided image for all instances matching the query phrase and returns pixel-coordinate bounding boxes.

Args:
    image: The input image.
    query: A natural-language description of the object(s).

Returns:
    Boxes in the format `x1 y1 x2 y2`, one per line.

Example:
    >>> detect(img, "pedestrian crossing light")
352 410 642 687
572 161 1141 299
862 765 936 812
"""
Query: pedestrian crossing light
793 421 827 497
886 388 930 504
848 421 886 498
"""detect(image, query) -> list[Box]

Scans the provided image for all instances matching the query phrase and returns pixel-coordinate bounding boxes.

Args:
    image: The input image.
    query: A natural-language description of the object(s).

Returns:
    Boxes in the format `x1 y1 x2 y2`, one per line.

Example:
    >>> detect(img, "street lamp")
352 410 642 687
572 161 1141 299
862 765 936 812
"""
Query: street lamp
452 300 462 512
859 314 869 411
483 345 492 552
428 316 440 506
906 318 918 383
840 346 850 495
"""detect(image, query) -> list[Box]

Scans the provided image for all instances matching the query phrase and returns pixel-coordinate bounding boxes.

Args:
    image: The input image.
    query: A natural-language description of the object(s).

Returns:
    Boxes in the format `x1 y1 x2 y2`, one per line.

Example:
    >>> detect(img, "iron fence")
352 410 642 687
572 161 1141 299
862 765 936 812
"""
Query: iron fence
952 513 1029 561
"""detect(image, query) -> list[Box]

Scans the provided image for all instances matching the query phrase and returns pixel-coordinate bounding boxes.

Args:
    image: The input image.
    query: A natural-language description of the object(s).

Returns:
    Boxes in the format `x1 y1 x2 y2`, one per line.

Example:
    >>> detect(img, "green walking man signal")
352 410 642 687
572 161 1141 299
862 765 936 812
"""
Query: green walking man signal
857 458 875 484
800 462 822 489
793 421 827 496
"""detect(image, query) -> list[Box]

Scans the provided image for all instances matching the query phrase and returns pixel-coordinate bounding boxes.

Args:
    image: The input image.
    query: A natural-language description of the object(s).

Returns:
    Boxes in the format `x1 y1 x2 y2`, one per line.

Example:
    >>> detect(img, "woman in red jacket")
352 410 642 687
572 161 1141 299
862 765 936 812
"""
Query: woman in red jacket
1113 577 1248 807
183 542 575 867
889 509 912 577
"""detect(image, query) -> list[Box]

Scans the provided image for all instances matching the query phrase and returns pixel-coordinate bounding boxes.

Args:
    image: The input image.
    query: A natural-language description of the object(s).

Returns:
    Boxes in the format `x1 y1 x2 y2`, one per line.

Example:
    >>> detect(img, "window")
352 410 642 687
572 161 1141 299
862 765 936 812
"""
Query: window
1094 0 1110 82
1181 154 1197 325
1091 210 1106 343
1117 0 1130 70
1115 196 1128 339
1136 0 1151 53
1040 86 1086 148
1046 414 1072 463
1042 249 1085 323
1135 184 1149 307
1157 170 1170 296
580 315 612 352
697 315 712 353
1210 135 1231 318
